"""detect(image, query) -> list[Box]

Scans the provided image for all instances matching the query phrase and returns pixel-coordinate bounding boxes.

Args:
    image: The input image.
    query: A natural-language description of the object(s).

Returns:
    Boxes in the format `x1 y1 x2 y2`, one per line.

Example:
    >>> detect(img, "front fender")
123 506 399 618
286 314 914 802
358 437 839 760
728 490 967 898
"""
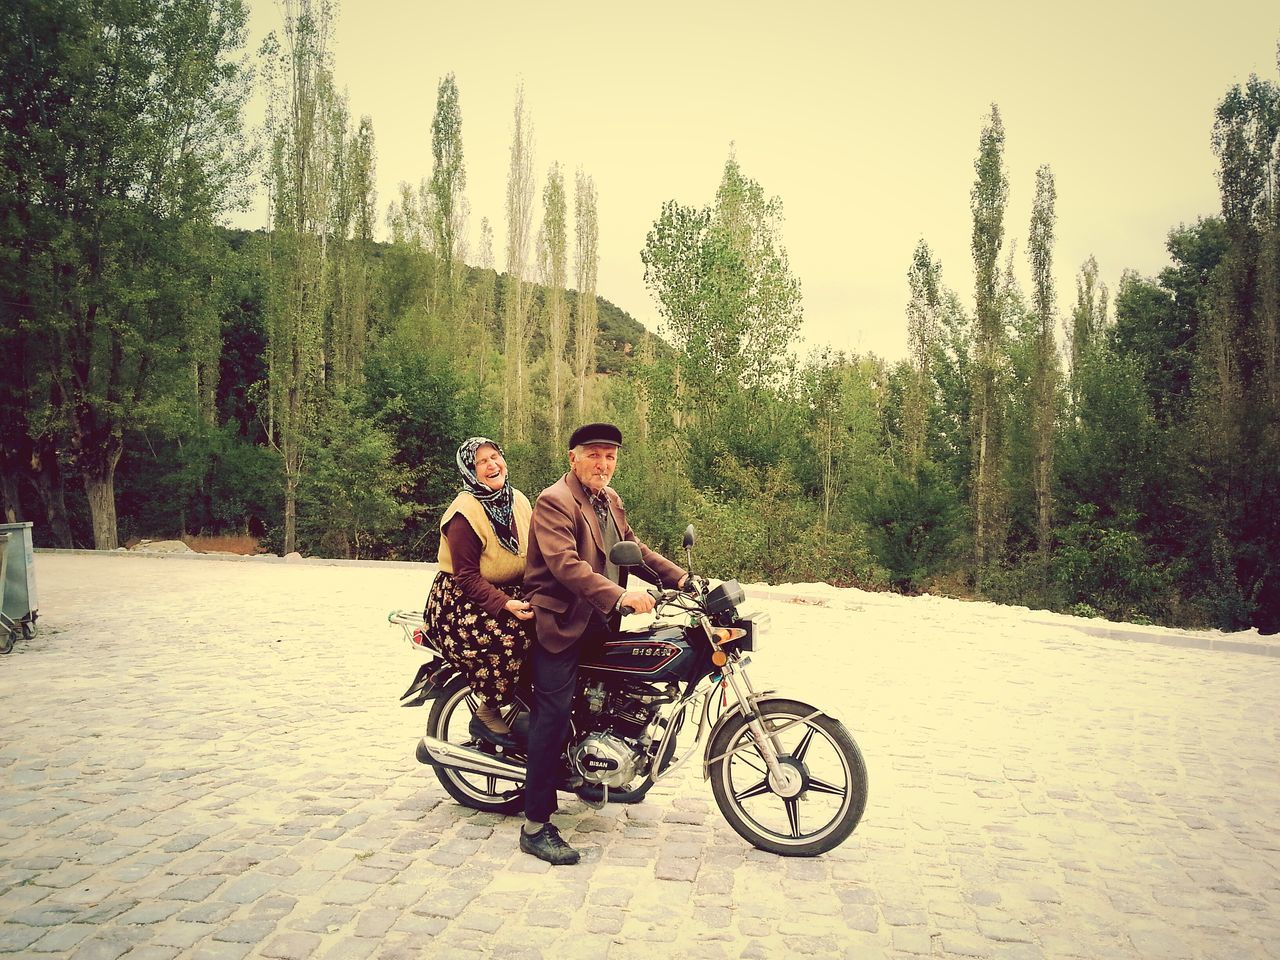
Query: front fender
700 688 779 780
700 693 840 780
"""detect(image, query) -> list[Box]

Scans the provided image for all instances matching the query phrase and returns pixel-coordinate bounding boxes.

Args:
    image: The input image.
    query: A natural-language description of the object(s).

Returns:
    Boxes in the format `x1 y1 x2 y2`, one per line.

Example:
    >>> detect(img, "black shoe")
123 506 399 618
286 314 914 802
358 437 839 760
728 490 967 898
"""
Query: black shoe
520 823 580 865
469 715 518 751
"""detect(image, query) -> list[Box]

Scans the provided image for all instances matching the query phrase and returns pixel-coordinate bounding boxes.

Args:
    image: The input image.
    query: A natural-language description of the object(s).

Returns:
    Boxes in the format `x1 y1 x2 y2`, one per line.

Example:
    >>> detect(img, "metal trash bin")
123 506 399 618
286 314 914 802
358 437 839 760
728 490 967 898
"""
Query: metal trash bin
0 532 13 654
0 521 38 642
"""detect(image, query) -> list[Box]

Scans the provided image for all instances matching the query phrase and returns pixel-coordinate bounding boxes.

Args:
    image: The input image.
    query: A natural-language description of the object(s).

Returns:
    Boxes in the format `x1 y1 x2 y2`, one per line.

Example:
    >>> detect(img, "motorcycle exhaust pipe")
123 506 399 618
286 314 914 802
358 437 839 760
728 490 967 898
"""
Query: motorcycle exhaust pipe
416 736 527 781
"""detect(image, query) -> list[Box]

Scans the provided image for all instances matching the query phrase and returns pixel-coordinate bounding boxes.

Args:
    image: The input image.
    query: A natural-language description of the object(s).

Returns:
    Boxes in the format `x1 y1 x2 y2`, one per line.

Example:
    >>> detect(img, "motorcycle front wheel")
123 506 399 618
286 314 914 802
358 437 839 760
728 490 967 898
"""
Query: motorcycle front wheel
707 698 867 857
426 680 525 815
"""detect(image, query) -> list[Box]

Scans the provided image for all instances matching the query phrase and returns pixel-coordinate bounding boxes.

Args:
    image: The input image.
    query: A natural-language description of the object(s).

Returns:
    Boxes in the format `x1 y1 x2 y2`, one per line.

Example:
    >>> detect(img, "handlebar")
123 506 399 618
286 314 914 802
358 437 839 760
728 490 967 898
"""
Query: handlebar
619 585 698 618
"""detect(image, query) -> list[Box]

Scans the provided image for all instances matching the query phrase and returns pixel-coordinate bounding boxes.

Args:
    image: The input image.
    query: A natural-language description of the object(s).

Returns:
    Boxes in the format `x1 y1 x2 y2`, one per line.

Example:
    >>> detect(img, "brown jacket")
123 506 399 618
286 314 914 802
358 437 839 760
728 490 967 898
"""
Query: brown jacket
524 472 686 653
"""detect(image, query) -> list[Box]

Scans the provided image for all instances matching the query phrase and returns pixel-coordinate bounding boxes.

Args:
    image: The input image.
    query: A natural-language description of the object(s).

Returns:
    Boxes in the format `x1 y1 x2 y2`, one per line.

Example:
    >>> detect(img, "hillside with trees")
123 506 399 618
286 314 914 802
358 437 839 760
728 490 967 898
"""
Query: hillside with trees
1 0 1276 633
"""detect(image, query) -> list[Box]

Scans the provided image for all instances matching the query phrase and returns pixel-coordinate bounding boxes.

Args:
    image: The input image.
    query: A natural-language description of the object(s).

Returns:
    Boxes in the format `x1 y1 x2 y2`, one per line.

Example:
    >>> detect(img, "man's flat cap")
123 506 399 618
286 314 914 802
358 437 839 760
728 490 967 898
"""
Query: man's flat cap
569 422 623 449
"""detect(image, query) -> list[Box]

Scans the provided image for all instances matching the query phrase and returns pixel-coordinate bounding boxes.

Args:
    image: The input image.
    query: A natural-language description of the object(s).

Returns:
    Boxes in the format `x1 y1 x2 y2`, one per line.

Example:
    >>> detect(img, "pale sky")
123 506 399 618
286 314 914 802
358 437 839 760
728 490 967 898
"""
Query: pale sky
234 1 1280 363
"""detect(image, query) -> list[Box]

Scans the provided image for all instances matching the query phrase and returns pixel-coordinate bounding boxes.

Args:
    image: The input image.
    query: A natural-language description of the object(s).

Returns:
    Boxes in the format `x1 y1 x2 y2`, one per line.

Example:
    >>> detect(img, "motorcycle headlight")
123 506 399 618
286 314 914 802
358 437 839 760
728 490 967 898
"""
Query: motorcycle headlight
737 612 768 652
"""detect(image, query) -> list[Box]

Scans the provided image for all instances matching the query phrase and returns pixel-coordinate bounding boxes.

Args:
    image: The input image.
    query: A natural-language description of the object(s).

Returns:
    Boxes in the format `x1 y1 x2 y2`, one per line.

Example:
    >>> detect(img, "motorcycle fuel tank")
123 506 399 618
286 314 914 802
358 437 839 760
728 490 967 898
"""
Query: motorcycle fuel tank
580 625 695 683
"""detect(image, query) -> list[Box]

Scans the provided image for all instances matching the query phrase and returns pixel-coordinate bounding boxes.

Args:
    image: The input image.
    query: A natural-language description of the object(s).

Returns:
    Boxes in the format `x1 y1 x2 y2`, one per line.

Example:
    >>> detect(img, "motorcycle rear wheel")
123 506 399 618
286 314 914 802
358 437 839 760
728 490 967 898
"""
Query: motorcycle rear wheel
707 698 867 857
426 680 525 815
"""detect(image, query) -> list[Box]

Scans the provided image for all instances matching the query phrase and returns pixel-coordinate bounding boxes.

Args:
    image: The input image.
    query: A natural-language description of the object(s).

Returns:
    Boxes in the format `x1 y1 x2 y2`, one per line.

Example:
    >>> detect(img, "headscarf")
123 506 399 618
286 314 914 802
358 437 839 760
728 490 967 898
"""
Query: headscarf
455 437 519 554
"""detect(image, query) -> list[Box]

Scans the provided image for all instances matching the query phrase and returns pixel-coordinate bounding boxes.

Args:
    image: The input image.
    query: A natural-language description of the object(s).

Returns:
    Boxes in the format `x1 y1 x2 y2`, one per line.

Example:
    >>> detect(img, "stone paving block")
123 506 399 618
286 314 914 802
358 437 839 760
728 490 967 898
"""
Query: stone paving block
165 874 225 901
76 899 140 923
321 937 379 960
318 878 376 906
189 942 253 960
343 864 396 884
0 922 45 952
67 937 136 960
1128 928 1193 958
261 931 324 959
654 857 700 882
941 930 997 957
212 917 280 943
121 948 182 960
149 920 208 949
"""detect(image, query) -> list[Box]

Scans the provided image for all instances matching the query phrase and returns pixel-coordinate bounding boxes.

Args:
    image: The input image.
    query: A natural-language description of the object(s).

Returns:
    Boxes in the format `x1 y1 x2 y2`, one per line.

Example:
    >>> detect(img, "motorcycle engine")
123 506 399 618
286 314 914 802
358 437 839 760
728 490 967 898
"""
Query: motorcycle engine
569 732 639 787
569 679 678 787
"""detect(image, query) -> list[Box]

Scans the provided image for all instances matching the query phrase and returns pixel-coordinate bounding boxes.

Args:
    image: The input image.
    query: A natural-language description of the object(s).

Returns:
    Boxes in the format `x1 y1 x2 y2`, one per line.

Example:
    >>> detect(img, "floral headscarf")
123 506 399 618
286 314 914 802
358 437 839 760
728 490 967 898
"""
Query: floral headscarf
456 437 519 554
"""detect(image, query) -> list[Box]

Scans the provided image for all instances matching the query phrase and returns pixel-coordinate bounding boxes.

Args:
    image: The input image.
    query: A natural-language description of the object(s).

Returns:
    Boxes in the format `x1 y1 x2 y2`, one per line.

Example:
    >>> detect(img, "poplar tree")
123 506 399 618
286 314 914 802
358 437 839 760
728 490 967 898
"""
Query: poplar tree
904 240 943 474
538 163 568 446
503 87 536 441
263 0 340 555
969 105 1010 584
1066 256 1108 410
329 114 377 389
573 169 600 420
1027 164 1060 569
430 73 467 313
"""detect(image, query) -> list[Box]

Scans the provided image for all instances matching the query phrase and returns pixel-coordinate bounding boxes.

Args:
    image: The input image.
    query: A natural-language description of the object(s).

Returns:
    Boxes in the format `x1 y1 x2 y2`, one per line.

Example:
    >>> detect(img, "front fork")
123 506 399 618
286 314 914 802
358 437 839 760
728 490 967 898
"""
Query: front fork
702 615 790 784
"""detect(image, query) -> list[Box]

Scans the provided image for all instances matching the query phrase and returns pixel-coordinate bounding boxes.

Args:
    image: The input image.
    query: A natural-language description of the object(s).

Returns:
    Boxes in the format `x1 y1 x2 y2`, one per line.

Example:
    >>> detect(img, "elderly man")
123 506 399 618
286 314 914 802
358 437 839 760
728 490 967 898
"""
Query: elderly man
518 422 688 865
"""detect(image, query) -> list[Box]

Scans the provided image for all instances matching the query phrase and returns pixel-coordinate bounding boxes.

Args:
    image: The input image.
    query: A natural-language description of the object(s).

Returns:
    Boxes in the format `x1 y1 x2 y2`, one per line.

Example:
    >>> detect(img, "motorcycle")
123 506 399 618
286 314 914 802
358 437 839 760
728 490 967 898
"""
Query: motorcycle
391 526 868 857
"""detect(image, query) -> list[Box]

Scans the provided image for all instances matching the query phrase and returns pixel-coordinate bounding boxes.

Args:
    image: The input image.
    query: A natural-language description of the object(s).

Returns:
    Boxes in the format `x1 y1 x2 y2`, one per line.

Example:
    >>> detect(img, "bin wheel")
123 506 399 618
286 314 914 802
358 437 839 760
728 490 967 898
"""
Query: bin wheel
0 628 14 655
21 622 34 640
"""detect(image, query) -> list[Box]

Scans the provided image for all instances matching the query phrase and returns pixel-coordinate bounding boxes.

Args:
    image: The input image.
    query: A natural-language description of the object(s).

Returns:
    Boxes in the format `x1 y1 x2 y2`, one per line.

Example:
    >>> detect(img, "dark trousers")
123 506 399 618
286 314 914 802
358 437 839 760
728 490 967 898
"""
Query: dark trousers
523 618 612 823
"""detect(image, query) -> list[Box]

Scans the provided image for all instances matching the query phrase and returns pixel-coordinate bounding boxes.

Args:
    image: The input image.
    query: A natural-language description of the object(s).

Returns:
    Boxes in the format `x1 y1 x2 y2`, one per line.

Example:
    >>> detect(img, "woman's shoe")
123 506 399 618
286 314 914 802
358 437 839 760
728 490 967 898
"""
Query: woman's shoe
469 714 518 751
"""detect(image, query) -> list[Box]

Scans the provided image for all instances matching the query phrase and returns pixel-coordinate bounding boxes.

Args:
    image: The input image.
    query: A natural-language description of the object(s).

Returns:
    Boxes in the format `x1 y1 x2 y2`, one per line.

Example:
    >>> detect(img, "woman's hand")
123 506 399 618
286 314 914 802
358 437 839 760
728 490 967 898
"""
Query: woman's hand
505 598 534 621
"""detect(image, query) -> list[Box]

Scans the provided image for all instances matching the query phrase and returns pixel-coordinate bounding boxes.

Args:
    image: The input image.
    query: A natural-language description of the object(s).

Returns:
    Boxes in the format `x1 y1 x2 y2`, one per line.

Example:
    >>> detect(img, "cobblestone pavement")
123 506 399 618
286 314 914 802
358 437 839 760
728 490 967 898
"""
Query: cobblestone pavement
2 553 1278 959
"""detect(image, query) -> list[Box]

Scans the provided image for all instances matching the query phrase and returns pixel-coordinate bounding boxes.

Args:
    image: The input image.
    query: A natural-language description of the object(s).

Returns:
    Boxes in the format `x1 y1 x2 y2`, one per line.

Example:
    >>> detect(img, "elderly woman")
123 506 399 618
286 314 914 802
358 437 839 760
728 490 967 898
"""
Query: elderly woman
424 437 534 750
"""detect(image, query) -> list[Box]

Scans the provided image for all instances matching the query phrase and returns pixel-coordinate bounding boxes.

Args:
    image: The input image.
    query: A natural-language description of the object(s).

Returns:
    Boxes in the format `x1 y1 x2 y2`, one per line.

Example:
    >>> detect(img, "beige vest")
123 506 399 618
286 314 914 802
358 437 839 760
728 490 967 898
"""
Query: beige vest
436 490 532 587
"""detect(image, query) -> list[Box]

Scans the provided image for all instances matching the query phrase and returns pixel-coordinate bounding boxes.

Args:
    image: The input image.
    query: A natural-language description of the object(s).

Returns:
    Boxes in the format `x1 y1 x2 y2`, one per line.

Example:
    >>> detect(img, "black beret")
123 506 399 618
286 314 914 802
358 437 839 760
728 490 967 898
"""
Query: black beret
569 422 623 449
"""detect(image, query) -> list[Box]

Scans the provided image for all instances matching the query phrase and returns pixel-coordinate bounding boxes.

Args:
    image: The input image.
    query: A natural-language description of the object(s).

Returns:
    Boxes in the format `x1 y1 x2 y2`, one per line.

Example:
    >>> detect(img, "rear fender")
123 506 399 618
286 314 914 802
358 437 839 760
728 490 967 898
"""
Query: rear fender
400 661 462 707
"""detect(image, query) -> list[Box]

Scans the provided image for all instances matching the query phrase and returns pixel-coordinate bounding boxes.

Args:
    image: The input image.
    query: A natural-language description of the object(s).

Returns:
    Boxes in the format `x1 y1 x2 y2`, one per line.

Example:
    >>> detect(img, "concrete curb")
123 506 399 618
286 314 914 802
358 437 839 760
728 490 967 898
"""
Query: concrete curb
741 582 1280 658
35 549 1278 656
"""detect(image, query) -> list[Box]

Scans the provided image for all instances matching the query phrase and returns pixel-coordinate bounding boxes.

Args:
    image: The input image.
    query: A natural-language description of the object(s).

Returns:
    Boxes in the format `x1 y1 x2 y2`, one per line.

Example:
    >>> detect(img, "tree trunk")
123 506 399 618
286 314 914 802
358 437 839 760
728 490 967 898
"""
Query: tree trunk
284 468 297 556
33 460 74 548
83 457 121 551
0 466 20 525
974 398 990 584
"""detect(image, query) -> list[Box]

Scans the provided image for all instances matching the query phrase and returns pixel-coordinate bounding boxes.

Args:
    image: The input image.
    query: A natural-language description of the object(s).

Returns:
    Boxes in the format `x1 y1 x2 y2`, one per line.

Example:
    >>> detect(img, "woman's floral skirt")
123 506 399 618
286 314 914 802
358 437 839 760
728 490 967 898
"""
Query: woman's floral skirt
423 572 532 707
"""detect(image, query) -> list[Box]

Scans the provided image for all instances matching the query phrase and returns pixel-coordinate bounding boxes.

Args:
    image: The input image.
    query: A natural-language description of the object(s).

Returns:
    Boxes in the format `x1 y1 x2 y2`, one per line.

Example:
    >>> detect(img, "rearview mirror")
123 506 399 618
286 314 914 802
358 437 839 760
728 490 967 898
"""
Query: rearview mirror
609 541 644 567
682 525 696 549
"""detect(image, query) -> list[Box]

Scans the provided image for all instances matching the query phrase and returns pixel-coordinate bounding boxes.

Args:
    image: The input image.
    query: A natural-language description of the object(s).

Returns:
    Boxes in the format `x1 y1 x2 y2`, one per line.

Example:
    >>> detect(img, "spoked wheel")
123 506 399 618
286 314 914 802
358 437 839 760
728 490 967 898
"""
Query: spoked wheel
707 698 867 857
425 680 525 814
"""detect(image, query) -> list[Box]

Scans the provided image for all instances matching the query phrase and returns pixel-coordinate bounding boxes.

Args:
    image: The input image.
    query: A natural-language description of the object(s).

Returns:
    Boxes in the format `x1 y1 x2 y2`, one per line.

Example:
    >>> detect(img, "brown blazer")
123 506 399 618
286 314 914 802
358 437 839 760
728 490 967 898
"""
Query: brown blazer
524 472 686 653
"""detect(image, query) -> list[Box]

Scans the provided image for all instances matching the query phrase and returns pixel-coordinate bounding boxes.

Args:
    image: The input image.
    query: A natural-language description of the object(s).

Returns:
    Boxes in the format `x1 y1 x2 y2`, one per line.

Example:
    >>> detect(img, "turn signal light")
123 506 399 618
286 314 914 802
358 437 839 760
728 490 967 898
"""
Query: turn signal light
712 627 747 644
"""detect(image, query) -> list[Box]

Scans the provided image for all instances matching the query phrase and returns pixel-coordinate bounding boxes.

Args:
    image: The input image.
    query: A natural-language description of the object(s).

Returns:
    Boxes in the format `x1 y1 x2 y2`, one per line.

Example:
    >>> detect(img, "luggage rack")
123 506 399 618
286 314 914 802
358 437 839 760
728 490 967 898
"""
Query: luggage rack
388 609 437 651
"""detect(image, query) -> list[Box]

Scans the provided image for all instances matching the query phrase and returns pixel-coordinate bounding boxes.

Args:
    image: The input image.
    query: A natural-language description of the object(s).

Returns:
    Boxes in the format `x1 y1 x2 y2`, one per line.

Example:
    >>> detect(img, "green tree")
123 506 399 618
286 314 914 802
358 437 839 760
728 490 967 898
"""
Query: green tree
538 163 568 446
503 85 536 441
904 240 943 474
640 150 802 472
297 396 409 558
430 72 467 312
0 0 251 548
328 113 377 391
1026 164 1061 572
573 169 600 420
262 0 369 554
969 105 1010 586
1066 256 1109 412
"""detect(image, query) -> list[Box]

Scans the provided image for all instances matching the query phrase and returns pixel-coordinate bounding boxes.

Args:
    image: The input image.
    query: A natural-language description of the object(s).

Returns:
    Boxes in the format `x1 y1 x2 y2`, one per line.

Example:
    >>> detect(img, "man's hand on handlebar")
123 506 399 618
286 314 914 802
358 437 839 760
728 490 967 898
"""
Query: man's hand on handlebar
617 590 657 616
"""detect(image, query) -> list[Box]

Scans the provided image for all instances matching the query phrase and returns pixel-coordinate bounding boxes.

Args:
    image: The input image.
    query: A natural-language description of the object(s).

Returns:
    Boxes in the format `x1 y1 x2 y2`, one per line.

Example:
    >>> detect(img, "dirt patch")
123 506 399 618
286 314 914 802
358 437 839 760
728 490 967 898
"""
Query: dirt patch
182 534 262 556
